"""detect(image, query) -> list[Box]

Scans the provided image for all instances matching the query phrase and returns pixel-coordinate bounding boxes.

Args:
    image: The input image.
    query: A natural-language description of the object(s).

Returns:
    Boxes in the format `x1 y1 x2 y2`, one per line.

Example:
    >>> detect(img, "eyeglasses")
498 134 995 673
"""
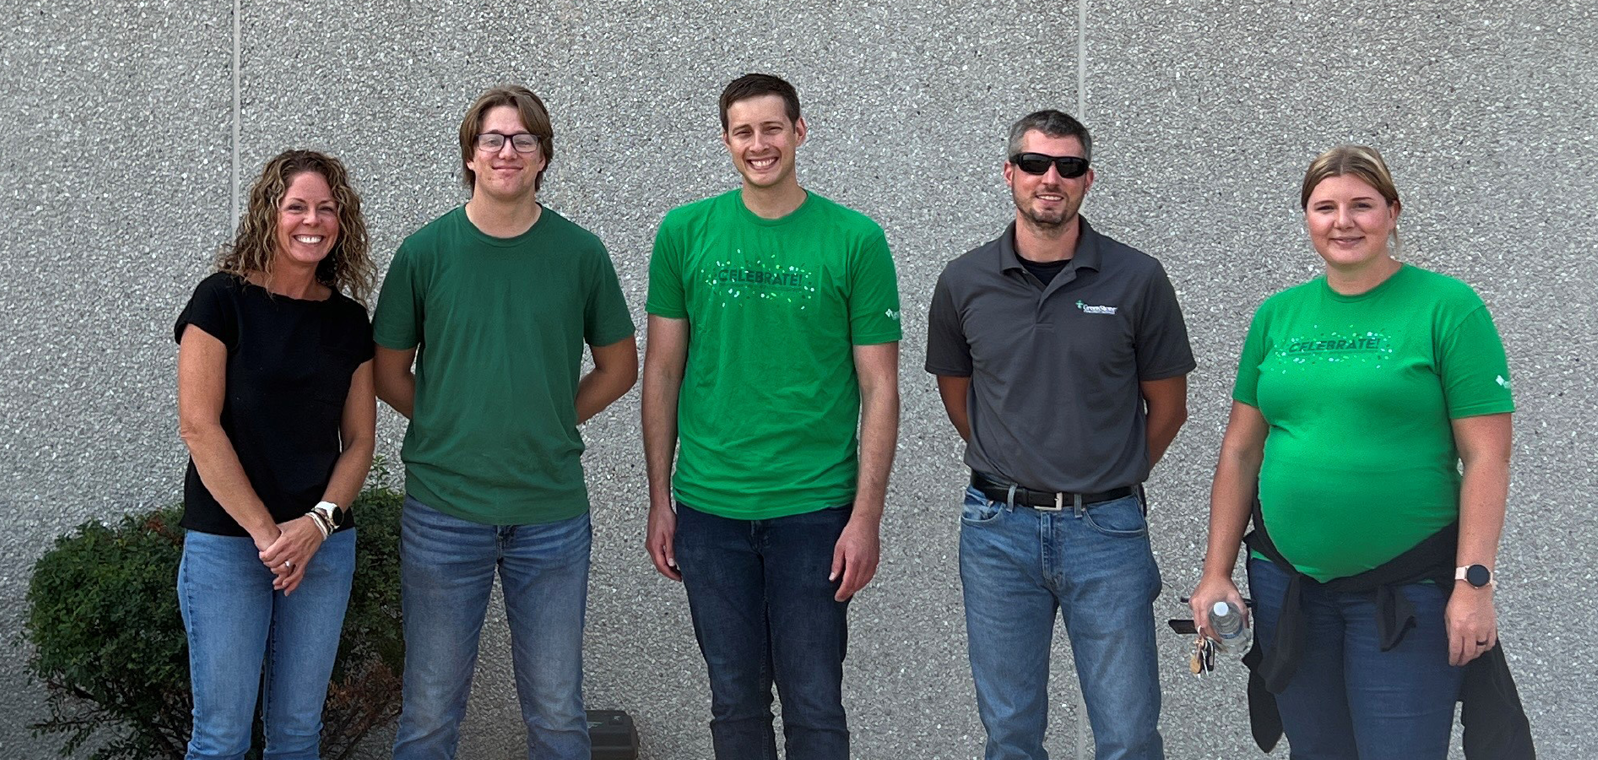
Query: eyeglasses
476 132 541 153
1010 153 1090 178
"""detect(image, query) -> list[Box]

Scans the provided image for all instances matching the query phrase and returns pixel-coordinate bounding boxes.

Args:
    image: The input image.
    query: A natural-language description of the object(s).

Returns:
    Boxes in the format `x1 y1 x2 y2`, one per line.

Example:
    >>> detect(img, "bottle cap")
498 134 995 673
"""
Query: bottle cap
1212 601 1231 616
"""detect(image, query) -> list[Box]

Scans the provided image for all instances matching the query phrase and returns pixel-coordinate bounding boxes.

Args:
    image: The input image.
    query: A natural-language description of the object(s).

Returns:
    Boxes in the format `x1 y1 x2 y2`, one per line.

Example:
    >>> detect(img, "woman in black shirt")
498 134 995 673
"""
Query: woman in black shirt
174 150 376 759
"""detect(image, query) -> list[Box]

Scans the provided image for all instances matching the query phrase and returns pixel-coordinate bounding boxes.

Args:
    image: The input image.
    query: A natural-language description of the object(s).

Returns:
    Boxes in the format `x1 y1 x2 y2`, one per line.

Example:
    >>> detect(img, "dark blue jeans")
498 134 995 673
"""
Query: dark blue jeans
1248 557 1464 760
673 502 853 760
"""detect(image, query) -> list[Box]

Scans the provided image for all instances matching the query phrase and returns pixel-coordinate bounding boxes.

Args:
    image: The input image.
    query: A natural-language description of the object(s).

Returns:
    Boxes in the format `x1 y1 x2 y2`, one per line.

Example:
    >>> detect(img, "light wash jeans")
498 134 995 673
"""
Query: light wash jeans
959 484 1164 760
391 495 591 760
178 528 356 760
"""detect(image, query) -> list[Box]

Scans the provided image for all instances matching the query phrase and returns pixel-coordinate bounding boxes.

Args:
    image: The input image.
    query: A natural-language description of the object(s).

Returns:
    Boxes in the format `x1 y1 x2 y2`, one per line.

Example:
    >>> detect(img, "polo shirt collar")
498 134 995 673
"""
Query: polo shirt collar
997 216 1104 273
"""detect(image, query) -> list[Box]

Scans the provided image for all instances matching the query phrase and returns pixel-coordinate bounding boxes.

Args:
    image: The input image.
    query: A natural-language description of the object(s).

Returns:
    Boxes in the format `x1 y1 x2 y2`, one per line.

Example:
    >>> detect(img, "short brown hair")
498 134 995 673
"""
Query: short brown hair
458 85 555 191
1007 110 1092 162
718 73 801 131
216 150 374 304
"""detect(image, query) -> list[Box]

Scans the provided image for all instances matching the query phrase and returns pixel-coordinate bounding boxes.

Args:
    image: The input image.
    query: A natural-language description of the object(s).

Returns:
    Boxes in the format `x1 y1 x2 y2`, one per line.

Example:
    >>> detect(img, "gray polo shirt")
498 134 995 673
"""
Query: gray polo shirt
925 217 1195 493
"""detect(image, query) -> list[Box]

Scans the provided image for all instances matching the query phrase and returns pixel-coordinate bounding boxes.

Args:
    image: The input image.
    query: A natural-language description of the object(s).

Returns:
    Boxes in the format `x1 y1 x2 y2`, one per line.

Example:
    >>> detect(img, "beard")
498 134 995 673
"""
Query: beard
1013 188 1079 232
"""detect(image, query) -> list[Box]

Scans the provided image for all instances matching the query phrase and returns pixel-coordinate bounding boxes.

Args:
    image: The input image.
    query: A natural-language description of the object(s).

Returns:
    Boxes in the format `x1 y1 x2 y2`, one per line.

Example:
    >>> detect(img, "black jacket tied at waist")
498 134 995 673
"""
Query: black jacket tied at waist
1241 499 1534 758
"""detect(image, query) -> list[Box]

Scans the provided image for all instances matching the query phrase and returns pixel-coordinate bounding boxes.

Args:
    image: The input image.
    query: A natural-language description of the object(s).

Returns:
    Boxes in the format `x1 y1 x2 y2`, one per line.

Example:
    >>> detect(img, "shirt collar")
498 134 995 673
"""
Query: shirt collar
998 216 1103 273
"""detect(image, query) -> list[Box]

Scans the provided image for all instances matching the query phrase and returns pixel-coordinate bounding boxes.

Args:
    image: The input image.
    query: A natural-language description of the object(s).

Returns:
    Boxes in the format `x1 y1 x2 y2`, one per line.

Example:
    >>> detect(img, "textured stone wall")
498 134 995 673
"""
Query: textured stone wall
2 0 1593 756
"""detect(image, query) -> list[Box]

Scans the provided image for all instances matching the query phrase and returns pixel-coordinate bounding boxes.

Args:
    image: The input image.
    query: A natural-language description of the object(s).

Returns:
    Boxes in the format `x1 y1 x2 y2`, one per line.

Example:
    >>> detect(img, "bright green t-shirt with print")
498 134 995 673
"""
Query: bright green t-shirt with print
372 206 635 525
1234 264 1513 581
646 190 901 519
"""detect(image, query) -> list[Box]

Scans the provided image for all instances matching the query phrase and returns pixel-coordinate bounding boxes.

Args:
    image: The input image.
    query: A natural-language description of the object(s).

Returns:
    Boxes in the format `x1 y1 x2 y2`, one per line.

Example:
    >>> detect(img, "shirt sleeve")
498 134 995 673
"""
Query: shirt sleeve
584 243 637 347
924 269 972 376
1133 261 1197 380
1232 301 1272 408
371 241 421 350
174 273 238 349
847 228 902 345
344 299 376 364
644 216 687 319
1439 305 1515 418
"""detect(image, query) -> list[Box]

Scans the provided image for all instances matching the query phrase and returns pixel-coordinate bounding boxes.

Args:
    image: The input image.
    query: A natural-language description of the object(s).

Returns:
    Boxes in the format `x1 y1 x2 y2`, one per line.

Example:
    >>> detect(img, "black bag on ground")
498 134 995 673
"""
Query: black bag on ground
588 709 639 760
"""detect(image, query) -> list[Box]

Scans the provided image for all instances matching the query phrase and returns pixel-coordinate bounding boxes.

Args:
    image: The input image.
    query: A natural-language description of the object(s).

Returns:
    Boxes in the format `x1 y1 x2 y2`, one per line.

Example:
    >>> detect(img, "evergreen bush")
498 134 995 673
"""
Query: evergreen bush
21 487 405 760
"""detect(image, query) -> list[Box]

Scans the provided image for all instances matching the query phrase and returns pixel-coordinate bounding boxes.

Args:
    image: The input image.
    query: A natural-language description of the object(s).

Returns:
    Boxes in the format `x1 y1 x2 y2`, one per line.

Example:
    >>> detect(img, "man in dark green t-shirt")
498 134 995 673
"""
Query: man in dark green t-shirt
641 73 901 760
371 85 637 760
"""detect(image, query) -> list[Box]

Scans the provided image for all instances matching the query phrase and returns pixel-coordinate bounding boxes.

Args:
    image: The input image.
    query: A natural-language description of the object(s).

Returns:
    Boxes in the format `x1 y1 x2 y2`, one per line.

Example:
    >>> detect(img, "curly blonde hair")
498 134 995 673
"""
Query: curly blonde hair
216 150 374 304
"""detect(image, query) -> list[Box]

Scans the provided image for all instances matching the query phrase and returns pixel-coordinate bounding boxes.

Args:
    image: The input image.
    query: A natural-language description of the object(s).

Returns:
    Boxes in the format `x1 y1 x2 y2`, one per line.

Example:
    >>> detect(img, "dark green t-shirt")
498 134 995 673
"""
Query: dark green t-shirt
1234 264 1513 581
646 190 901 519
372 206 635 524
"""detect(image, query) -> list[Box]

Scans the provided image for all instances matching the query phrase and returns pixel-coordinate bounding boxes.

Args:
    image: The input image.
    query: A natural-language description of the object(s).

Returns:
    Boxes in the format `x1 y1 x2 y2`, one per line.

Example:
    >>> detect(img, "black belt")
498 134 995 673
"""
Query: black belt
971 472 1134 512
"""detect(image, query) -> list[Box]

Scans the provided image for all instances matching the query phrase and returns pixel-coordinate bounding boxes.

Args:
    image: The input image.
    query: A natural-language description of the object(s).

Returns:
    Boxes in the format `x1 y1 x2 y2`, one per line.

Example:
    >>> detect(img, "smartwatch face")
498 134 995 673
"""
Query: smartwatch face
1466 564 1491 587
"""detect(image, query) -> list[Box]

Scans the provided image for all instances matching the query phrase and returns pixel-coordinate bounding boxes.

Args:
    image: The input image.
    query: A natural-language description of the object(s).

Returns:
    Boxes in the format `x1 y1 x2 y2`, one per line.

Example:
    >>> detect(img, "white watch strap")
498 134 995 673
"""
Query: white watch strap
1455 565 1496 587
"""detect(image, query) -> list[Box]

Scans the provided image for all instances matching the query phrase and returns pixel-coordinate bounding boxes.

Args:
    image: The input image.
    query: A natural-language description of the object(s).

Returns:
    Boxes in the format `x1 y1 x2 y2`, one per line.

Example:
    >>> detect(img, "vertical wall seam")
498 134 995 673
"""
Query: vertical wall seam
1077 0 1087 119
231 0 241 226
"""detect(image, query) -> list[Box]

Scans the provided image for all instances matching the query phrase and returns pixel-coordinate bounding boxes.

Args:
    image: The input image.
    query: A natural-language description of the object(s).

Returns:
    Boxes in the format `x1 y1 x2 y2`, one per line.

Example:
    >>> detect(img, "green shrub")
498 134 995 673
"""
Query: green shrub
22 487 405 760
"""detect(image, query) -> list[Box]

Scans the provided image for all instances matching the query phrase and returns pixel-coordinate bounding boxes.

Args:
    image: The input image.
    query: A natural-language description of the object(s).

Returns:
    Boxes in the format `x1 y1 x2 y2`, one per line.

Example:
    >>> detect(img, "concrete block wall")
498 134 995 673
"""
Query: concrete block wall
2 0 1592 756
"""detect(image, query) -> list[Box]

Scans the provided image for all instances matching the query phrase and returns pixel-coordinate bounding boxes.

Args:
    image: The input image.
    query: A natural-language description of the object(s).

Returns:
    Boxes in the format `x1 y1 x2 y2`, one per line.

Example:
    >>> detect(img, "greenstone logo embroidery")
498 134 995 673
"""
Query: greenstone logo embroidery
884 308 900 321
1496 375 1511 390
1075 300 1118 315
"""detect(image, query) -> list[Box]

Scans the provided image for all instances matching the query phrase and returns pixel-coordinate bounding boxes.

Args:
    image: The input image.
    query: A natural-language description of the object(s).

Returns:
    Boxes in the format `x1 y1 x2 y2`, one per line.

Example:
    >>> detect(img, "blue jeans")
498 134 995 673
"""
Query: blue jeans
1247 557 1464 759
178 528 356 760
959 485 1164 760
673 502 853 760
392 496 591 760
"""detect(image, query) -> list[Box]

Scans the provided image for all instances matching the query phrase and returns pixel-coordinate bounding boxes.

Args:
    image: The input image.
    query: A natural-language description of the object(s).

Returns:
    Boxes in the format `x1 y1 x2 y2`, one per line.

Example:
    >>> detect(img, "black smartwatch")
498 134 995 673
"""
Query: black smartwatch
1455 564 1494 588
312 501 346 530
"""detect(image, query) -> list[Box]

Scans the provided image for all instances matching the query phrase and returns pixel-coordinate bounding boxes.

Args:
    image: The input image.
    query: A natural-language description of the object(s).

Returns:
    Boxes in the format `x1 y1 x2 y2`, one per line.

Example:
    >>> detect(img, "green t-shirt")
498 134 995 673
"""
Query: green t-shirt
1234 264 1513 581
646 190 901 519
372 206 635 524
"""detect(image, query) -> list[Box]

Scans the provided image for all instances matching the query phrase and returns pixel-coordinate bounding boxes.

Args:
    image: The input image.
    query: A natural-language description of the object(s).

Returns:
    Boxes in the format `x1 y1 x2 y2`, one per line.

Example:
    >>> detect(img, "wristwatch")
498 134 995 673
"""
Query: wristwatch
312 501 345 531
1455 564 1495 588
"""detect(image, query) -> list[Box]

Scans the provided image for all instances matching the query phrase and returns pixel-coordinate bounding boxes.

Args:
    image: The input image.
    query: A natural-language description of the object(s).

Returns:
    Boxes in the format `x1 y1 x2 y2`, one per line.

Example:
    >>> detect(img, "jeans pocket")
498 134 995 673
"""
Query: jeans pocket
959 486 1004 525
1081 495 1148 537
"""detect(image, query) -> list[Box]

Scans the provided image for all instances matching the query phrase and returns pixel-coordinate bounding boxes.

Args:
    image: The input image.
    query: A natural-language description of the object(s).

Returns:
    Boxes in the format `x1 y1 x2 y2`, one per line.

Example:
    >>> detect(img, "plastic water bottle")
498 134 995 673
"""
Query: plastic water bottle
1211 601 1252 651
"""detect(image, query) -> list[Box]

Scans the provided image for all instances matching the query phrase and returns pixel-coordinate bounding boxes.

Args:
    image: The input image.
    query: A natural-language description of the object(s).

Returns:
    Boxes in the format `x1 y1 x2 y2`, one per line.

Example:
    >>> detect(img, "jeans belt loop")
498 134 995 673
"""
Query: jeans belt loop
1005 484 1017 510
1073 493 1084 517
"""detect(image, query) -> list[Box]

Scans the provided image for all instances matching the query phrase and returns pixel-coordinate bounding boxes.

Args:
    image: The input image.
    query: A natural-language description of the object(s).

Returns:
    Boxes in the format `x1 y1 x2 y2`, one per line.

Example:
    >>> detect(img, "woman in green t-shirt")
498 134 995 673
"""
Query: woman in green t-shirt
1189 145 1517 757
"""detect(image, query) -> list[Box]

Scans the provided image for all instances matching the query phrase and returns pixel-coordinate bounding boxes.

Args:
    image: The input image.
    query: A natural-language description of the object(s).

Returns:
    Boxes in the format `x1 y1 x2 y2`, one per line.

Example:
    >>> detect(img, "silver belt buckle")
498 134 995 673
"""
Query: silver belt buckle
1037 492 1065 512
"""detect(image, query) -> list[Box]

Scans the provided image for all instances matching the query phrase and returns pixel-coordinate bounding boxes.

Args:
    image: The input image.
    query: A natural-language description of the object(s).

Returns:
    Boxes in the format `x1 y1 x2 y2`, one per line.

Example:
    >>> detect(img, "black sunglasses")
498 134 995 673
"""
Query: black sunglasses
1010 153 1090 178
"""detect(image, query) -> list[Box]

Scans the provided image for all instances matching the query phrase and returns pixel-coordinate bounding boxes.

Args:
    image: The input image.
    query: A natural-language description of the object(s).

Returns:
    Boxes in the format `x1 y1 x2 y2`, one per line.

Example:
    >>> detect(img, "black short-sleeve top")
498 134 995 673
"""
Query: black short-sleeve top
174 272 373 536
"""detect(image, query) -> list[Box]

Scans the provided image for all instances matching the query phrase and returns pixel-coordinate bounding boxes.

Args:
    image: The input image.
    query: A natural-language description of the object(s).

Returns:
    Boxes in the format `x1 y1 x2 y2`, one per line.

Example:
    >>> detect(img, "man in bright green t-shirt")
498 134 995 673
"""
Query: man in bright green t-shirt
641 73 901 760
371 85 637 760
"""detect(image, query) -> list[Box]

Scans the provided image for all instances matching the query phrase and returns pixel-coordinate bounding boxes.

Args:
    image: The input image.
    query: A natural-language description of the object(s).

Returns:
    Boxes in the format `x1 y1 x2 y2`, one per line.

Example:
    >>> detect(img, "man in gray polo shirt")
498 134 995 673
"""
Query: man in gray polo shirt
926 110 1193 760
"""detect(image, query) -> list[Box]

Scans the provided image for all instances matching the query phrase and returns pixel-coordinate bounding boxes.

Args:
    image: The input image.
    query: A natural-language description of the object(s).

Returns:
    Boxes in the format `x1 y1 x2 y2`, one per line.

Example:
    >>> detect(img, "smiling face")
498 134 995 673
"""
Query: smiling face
273 171 339 268
723 94 806 191
1304 173 1400 274
1005 130 1094 232
465 104 547 201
